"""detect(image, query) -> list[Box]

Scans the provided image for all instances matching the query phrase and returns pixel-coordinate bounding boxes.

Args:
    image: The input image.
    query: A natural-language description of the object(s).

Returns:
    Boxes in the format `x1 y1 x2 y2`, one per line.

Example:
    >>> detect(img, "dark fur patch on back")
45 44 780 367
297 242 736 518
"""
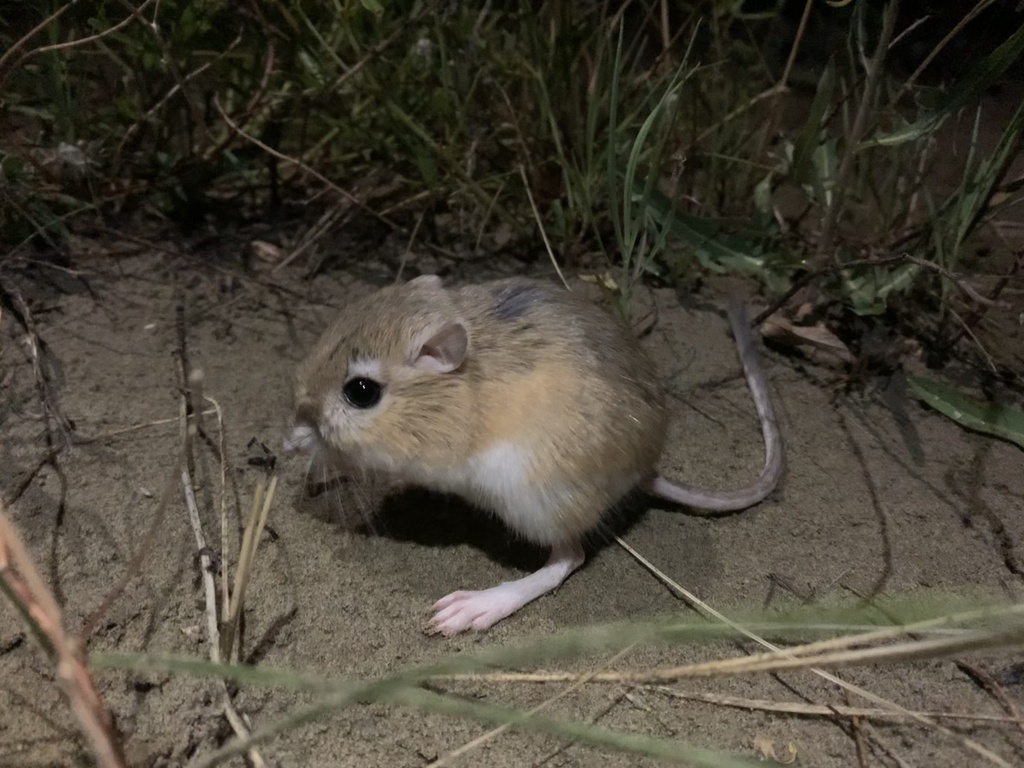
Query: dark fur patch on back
491 283 546 321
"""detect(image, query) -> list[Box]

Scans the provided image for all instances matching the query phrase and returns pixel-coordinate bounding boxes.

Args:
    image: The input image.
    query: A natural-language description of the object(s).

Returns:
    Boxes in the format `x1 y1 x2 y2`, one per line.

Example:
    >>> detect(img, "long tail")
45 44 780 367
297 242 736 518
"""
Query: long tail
648 299 784 512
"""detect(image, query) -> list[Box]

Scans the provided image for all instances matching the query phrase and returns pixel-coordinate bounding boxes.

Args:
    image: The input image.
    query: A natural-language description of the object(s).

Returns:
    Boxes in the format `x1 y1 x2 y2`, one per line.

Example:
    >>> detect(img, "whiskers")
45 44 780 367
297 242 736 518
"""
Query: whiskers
293 442 391 537
345 464 401 539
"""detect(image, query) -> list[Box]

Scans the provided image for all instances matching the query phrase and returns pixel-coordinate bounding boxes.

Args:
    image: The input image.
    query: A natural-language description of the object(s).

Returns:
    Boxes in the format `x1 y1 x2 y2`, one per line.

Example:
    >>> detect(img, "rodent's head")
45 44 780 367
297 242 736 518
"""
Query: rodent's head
287 275 473 475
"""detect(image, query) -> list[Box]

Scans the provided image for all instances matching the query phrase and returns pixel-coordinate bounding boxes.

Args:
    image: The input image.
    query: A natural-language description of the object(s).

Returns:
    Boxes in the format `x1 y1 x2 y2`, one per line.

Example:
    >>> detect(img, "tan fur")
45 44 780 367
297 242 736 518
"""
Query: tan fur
291 274 784 635
292 276 668 545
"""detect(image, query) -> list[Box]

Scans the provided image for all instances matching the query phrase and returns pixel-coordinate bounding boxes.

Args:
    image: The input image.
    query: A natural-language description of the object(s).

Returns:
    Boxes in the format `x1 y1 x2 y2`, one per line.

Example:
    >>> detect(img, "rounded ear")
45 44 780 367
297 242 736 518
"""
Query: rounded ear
413 322 468 373
408 274 443 291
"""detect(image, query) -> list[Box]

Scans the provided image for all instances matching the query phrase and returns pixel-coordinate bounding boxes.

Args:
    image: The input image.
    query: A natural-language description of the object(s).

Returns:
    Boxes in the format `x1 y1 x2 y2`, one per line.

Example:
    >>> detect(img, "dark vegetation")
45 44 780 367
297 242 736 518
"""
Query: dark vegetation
2 1 1022 358
2 2 1024 766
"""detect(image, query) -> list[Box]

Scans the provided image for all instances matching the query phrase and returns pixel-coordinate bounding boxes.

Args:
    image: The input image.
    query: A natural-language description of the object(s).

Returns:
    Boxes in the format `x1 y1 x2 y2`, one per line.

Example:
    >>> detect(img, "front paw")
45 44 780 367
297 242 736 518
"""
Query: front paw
426 587 514 637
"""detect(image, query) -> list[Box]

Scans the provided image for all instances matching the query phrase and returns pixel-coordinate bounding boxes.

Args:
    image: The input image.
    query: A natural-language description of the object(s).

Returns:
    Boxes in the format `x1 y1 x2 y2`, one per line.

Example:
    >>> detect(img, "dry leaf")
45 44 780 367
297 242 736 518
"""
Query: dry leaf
250 240 285 263
753 733 777 761
793 302 815 324
753 734 798 764
579 272 620 292
782 742 797 764
761 312 855 365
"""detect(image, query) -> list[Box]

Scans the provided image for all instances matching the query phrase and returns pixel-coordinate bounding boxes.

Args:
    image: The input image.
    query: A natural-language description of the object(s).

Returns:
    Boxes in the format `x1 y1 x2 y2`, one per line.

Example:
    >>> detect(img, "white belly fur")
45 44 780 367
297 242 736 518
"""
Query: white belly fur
353 441 639 544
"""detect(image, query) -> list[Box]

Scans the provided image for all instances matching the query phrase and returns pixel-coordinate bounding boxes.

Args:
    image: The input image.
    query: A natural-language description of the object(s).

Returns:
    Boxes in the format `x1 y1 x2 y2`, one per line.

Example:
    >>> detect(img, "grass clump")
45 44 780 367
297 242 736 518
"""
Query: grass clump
7 11 1020 327
3 3 1022 318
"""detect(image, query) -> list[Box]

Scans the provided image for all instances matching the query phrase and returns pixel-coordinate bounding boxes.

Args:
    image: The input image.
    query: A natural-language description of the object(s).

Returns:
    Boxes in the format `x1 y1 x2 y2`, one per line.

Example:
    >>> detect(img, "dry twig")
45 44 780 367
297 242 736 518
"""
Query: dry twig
0 501 128 768
648 687 1024 725
452 539 1022 768
179 371 270 768
427 644 639 767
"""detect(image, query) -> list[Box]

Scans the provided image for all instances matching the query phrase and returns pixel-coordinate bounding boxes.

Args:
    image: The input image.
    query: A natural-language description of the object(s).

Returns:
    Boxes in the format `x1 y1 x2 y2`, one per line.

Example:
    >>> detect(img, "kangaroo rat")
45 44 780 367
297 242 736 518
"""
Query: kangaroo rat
287 275 783 636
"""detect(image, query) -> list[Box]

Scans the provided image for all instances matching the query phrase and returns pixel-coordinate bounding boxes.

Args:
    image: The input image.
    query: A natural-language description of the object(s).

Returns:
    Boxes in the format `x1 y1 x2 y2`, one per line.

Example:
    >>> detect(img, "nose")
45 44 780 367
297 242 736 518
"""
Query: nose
283 400 323 455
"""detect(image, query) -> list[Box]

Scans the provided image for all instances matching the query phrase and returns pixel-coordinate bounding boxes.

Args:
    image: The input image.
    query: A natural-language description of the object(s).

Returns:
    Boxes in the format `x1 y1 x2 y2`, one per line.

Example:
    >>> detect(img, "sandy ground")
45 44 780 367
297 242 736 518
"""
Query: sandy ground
1 245 1023 768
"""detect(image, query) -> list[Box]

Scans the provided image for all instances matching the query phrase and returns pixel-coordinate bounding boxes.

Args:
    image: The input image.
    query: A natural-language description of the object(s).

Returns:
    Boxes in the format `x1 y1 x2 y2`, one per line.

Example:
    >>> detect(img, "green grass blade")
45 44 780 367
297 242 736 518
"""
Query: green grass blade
192 692 355 768
93 592 1012 694
192 682 768 768
934 21 1024 123
842 262 920 316
606 22 628 260
953 96 1024 252
863 114 945 148
95 593 1020 767
790 61 836 185
635 181 772 272
390 687 767 768
863 21 1024 149
908 374 1024 451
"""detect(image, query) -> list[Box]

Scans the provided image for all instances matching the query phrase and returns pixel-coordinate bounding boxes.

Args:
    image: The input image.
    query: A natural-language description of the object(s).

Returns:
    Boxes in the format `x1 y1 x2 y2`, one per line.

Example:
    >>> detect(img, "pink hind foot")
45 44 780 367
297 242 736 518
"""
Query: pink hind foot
428 541 585 637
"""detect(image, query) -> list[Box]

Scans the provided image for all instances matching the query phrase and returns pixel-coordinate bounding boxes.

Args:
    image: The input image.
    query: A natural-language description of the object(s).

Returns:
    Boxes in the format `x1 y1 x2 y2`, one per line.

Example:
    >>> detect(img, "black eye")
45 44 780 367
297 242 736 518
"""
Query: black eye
342 377 383 409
